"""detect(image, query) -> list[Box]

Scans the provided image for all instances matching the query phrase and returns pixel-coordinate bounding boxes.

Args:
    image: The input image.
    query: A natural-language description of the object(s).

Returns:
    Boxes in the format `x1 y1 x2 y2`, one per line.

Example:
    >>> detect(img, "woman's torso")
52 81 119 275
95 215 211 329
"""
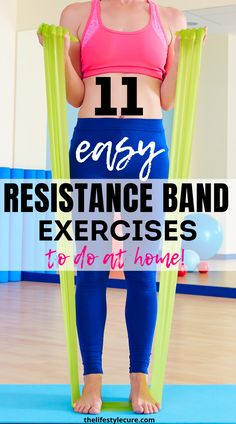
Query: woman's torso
75 0 172 118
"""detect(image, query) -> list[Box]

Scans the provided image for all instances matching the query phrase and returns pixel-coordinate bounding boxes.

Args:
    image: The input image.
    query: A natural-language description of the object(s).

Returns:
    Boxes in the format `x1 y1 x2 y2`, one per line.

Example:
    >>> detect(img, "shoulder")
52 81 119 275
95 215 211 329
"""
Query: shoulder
60 1 92 32
61 1 91 16
159 5 187 33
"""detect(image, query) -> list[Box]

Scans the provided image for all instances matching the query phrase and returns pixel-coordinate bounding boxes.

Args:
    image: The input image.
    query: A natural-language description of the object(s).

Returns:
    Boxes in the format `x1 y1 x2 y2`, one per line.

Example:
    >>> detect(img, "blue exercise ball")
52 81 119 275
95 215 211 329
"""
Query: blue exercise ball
183 249 200 272
182 213 223 260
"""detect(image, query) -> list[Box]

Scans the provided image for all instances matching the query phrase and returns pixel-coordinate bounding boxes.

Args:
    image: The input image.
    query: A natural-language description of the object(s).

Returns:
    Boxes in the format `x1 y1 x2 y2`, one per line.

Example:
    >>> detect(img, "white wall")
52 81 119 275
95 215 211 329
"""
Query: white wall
14 30 47 169
190 33 236 254
225 35 236 254
0 0 17 167
190 34 229 178
190 32 236 181
227 34 236 179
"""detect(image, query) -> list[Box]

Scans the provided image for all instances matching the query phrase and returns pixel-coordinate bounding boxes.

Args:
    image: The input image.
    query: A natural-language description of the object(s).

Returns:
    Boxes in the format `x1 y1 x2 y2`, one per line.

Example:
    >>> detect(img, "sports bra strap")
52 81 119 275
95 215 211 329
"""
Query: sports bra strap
149 1 168 46
149 1 159 29
81 0 100 48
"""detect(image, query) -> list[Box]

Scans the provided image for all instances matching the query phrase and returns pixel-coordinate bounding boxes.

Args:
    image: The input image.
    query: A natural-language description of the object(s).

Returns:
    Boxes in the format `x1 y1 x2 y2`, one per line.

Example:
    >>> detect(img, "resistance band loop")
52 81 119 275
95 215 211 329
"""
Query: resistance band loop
39 23 205 409
38 23 80 406
150 28 206 405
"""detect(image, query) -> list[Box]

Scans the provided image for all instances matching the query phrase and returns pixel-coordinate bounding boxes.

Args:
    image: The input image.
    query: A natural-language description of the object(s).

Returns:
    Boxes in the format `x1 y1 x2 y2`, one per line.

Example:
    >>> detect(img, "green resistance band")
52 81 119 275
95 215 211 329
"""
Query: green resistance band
150 28 206 406
38 23 80 406
38 23 205 410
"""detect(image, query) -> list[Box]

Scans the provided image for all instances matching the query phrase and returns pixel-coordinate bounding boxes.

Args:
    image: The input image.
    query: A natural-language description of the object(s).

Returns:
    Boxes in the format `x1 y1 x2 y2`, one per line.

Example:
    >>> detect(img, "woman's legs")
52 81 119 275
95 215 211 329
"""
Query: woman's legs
70 117 168 414
69 120 112 413
125 271 157 374
74 271 108 414
117 118 168 413
125 271 160 413
75 271 108 375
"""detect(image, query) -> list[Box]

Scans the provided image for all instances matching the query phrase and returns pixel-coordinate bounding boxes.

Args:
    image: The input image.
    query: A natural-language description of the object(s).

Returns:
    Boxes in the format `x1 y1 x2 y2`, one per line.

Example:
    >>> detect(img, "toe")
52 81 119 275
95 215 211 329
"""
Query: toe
152 404 159 413
89 401 101 414
81 404 91 414
143 403 150 414
73 401 81 413
133 402 144 414
76 404 84 413
89 406 101 414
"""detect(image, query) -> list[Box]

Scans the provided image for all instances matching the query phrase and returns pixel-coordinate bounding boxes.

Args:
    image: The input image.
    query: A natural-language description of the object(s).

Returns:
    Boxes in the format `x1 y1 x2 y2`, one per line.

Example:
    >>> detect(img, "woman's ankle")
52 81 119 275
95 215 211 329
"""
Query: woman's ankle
130 372 148 381
84 373 103 384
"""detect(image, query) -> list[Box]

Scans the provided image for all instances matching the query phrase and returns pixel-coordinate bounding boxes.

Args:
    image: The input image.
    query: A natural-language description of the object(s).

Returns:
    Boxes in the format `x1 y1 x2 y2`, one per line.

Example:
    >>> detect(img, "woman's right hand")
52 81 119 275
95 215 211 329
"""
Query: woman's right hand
37 31 71 58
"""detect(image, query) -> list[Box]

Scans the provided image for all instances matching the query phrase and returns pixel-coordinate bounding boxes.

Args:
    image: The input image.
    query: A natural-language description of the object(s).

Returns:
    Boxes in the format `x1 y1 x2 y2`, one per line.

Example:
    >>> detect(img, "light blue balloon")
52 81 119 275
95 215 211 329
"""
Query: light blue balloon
183 249 200 272
183 213 223 260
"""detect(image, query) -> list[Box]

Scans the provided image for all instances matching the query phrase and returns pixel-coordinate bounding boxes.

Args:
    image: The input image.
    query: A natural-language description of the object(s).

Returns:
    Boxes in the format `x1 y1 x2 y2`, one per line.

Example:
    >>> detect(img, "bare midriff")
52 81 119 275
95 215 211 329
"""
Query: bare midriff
78 72 163 119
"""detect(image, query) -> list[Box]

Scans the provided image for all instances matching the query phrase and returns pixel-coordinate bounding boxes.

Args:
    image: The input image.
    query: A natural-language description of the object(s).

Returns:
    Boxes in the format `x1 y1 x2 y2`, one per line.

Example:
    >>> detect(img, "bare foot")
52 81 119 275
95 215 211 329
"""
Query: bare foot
130 373 160 414
73 374 102 414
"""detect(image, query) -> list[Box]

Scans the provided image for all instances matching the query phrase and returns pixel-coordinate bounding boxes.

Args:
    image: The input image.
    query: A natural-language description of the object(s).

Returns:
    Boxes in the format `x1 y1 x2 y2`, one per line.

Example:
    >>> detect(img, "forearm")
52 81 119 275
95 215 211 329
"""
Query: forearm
64 54 85 108
160 60 179 111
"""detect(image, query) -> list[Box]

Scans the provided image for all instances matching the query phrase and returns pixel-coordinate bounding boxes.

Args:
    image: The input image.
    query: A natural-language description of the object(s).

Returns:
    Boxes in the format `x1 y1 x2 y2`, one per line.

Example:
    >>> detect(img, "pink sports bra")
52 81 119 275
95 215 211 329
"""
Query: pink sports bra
80 0 169 80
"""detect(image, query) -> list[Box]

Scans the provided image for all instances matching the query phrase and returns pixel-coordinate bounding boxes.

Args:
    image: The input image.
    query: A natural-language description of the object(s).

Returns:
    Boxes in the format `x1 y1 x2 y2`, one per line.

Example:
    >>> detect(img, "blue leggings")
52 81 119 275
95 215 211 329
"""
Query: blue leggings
69 118 169 375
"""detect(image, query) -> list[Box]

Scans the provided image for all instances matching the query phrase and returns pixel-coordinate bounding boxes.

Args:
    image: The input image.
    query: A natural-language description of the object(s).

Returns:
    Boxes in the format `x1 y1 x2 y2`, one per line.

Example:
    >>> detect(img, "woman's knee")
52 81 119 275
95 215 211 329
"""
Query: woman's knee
125 271 157 294
76 271 109 294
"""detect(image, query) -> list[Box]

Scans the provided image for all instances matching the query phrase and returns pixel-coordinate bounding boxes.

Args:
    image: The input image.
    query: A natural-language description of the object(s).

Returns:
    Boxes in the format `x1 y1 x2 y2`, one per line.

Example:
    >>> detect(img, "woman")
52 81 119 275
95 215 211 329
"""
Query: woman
41 0 186 415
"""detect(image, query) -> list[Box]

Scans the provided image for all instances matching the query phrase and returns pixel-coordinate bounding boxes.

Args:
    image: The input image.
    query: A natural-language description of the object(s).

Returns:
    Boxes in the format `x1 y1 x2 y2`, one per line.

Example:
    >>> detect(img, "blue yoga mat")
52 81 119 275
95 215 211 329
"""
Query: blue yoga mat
0 384 235 423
